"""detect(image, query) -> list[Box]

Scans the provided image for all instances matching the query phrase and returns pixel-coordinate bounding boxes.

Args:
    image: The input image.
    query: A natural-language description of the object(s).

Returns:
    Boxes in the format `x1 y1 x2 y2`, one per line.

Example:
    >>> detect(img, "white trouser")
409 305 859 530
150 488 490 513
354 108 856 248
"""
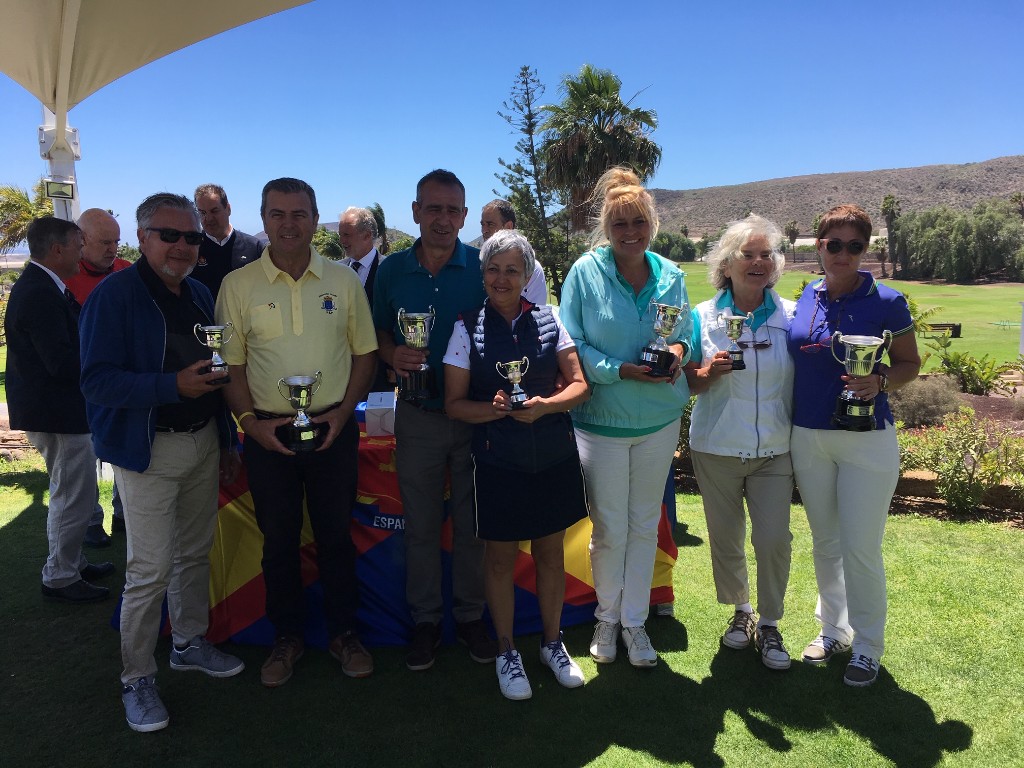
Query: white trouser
575 420 679 628
26 431 97 587
791 425 899 660
114 423 220 685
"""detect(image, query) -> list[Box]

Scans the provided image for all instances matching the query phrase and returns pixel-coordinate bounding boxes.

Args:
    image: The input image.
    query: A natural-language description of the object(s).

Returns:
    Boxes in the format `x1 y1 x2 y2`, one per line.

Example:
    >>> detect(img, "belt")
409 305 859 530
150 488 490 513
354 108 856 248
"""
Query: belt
255 402 341 420
402 399 446 415
155 418 210 433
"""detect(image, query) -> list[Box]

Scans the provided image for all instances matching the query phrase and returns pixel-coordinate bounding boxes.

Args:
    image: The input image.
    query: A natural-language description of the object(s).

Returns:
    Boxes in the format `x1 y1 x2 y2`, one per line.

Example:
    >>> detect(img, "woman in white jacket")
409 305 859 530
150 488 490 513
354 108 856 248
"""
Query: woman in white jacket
685 215 796 670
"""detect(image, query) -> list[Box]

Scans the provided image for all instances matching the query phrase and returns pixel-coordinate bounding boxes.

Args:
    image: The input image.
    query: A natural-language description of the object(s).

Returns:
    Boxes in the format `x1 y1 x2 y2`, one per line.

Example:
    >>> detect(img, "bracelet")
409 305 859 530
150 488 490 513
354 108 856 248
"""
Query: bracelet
235 411 256 428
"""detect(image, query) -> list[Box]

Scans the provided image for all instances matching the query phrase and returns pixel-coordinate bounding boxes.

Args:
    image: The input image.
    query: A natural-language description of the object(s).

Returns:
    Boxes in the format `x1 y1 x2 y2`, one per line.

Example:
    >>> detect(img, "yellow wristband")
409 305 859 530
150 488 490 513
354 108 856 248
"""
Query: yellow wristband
235 411 256 430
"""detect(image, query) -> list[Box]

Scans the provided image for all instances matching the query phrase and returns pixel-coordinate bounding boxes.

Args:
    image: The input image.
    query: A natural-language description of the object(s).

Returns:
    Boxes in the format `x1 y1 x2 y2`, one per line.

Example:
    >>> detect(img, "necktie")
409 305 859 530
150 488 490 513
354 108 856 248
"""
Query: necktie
351 261 362 273
64 287 82 315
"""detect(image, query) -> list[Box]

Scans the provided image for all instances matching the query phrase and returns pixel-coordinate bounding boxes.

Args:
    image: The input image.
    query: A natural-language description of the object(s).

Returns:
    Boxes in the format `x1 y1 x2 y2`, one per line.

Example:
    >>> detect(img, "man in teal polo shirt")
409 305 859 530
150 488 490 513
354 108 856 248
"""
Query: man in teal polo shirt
372 169 495 671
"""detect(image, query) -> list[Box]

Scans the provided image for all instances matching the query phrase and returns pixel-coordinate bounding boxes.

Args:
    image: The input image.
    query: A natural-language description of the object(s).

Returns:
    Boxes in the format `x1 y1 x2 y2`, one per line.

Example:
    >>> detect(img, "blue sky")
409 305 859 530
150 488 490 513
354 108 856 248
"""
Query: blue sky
1 0 1021 243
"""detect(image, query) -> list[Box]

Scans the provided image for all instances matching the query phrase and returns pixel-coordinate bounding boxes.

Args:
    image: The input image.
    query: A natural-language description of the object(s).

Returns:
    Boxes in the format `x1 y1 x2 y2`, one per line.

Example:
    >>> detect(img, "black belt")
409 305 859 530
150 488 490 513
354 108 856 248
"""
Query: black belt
255 402 341 420
402 399 446 415
155 418 210 433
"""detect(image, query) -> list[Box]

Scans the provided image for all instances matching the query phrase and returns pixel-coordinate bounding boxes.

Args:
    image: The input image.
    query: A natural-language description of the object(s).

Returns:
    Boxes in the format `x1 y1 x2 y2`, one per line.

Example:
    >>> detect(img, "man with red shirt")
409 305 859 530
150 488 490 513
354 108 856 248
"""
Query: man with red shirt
66 208 132 546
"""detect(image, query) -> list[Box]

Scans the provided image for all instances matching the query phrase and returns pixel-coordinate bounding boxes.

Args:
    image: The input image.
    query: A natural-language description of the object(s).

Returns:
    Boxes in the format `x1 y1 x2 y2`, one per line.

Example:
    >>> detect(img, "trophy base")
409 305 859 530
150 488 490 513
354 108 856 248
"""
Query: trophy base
641 347 677 378
399 367 437 402
276 423 325 452
509 394 527 410
728 350 746 371
831 395 876 432
200 364 231 385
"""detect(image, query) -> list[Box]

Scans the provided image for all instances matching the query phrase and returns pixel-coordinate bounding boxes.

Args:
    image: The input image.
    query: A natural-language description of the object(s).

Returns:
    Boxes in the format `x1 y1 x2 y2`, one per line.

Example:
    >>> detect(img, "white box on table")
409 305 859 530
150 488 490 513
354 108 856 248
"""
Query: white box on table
365 391 396 436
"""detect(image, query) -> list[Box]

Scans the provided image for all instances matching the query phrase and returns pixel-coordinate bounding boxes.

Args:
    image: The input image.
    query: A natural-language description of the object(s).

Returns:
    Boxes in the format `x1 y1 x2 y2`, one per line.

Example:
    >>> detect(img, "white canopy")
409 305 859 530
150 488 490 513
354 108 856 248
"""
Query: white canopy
0 0 310 115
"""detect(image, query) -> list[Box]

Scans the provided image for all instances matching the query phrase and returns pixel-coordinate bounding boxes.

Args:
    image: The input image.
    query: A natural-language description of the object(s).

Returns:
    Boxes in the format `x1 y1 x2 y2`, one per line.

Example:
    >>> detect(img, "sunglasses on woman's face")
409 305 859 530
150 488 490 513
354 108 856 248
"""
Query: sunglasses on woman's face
823 238 866 256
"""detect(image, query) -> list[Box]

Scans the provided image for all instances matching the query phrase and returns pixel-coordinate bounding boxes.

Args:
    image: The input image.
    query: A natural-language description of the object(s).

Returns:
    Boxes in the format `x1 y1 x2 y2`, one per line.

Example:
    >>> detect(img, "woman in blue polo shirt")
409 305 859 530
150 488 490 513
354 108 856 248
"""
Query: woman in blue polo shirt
559 167 693 669
787 204 921 687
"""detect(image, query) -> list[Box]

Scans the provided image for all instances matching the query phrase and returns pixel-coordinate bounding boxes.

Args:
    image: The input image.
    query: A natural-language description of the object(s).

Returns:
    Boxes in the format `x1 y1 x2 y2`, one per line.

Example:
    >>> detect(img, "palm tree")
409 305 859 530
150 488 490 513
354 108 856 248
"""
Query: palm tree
540 64 661 231
874 236 889 278
881 194 901 278
783 220 800 259
368 202 389 255
0 180 54 253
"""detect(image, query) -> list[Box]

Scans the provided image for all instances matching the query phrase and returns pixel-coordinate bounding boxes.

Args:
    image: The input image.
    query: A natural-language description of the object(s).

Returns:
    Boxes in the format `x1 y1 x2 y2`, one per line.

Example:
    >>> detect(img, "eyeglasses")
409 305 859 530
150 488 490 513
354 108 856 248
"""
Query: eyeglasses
823 238 866 256
799 339 831 354
146 227 204 245
736 324 775 350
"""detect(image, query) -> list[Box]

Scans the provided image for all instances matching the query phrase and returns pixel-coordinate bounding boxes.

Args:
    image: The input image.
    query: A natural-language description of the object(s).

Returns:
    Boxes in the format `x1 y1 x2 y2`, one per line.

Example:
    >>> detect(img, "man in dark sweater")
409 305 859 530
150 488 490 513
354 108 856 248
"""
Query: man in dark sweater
192 184 265 298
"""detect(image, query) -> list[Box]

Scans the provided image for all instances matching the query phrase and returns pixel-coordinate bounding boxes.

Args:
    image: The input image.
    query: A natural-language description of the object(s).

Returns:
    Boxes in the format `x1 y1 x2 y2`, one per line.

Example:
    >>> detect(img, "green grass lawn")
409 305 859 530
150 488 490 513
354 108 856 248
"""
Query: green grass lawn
677 262 1023 369
1 454 1021 766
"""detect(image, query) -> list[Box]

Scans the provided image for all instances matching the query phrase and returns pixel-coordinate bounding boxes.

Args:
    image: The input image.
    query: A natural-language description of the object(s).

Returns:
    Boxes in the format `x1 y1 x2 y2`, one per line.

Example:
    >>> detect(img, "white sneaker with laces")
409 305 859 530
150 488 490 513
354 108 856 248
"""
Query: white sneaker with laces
540 633 585 688
722 610 756 650
122 676 169 733
496 643 532 700
170 635 245 678
589 620 619 663
754 625 791 670
621 625 657 667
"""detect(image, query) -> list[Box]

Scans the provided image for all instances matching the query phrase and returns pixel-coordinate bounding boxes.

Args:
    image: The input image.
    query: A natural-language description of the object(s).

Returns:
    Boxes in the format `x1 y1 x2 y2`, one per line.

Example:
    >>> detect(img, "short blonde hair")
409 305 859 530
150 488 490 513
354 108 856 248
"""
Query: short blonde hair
706 214 786 290
588 166 659 250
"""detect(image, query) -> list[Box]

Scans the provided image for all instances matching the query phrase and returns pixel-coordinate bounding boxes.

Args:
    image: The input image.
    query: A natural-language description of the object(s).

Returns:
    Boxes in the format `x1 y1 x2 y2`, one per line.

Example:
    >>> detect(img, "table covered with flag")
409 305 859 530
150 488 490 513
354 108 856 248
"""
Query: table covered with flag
202 409 678 648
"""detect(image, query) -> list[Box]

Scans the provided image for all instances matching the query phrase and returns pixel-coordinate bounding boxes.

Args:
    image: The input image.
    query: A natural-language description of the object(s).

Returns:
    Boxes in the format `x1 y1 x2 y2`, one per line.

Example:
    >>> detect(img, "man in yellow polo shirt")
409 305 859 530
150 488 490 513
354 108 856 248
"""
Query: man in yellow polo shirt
216 177 378 687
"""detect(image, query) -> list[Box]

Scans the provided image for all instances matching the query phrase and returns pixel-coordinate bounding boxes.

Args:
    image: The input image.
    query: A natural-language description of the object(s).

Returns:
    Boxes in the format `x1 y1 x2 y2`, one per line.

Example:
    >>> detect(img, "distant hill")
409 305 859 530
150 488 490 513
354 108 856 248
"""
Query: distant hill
651 155 1024 237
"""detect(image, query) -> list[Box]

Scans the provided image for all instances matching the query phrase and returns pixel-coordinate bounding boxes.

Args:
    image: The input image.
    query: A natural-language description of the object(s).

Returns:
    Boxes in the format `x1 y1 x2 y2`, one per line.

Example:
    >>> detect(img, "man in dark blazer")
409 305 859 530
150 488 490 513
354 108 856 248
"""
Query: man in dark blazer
192 184 265 298
5 216 113 602
339 206 391 392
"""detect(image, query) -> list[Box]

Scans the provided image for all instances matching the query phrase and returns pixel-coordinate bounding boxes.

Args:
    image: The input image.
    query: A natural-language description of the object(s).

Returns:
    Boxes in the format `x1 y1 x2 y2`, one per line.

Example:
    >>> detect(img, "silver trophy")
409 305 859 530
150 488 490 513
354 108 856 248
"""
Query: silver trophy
830 332 892 431
496 357 531 409
721 312 753 371
397 306 437 401
277 371 323 451
193 323 234 383
640 302 687 377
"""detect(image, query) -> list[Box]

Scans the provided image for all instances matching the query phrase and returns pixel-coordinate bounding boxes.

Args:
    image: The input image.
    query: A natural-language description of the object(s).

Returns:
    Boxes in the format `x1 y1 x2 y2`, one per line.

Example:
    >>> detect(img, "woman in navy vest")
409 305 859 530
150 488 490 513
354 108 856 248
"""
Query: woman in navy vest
444 230 590 701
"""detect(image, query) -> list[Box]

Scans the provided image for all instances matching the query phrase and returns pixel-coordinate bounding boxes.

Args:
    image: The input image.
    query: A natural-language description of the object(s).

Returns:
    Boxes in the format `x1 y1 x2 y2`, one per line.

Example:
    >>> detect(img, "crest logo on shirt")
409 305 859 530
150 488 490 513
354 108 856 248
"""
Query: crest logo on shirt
320 293 338 314
196 255 208 267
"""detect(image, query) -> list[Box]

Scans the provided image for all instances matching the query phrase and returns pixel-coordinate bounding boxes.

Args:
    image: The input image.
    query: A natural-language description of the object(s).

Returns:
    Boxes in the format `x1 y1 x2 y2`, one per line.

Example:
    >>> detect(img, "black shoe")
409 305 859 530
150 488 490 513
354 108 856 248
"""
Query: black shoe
112 516 126 533
406 622 441 671
82 524 111 548
456 619 498 663
80 562 116 581
41 579 110 603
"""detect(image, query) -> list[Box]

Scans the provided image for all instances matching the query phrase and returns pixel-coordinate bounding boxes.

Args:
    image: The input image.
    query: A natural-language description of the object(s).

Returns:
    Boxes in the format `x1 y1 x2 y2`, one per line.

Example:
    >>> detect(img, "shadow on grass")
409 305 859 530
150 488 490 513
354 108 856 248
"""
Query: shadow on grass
0 467 972 768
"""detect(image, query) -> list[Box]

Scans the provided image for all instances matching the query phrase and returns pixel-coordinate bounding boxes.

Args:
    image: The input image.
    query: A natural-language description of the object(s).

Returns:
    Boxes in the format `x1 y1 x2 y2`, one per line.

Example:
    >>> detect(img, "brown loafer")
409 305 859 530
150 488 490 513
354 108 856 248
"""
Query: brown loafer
330 631 374 678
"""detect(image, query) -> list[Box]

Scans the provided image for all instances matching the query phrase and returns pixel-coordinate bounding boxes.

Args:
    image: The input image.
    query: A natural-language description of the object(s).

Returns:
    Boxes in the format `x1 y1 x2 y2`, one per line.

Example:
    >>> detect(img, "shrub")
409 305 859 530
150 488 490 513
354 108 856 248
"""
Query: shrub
898 406 1024 514
676 395 696 458
889 375 962 427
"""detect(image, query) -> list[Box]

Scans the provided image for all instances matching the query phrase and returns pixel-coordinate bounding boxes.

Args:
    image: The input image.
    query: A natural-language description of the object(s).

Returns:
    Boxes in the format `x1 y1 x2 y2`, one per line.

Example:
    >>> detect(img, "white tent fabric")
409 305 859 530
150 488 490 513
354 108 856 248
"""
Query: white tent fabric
0 0 309 115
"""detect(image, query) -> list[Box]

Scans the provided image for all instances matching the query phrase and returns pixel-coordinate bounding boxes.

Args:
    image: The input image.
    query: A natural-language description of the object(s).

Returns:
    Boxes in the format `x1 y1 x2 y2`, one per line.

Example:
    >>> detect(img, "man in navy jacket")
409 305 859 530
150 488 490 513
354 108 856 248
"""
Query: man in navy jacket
5 216 113 603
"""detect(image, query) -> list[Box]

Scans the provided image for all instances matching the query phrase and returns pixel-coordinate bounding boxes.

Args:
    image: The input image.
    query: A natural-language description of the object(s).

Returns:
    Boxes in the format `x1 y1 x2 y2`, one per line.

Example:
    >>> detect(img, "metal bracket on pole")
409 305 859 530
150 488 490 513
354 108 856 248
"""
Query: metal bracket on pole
38 108 81 220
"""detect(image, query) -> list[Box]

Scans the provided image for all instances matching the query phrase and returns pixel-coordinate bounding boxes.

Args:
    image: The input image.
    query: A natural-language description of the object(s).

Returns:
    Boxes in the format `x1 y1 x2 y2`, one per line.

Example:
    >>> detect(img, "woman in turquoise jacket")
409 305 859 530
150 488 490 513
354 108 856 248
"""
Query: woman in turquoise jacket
559 167 693 668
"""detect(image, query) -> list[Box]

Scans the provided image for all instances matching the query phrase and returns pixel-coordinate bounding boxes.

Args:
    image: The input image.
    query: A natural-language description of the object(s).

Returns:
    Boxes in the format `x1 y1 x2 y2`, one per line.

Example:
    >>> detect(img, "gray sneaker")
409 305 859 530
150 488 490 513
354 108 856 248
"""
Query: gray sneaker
122 676 169 733
170 636 245 678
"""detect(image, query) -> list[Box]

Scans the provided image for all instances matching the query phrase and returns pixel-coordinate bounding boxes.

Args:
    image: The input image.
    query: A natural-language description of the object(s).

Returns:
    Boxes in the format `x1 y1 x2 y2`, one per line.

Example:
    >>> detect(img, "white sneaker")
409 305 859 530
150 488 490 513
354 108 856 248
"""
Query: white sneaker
540 633 585 688
754 625 791 670
722 610 756 650
589 620 619 663
621 625 657 667
496 644 532 700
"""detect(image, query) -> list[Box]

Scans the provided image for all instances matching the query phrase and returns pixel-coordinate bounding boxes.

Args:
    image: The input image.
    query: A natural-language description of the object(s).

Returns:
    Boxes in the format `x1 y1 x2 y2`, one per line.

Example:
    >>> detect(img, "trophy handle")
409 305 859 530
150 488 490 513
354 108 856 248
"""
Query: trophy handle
277 377 288 401
312 370 323 395
193 323 204 344
874 330 894 366
221 322 234 345
830 332 845 365
519 357 529 374
495 361 505 378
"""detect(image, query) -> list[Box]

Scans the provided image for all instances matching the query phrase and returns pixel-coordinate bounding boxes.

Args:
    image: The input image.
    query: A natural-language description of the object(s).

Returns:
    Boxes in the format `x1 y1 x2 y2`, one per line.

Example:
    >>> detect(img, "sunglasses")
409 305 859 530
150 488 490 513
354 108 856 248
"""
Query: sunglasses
823 238 866 256
146 227 204 245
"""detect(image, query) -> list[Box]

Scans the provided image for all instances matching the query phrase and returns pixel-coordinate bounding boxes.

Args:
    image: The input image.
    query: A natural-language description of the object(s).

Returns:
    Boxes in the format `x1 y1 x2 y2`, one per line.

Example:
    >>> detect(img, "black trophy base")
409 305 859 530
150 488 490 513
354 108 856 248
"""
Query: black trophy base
276 423 325 452
641 347 677 378
831 394 875 432
728 350 746 371
509 392 528 410
399 366 438 403
199 363 231 385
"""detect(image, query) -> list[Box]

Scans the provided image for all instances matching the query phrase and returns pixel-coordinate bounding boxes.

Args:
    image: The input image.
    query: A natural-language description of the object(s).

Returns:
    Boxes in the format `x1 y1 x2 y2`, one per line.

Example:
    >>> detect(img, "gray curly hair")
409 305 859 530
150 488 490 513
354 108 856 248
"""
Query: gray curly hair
706 214 785 290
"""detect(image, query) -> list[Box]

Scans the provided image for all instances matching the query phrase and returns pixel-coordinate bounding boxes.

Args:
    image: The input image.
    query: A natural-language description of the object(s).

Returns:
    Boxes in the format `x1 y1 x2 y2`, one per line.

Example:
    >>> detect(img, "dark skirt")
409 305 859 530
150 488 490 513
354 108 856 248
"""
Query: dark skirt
473 453 588 541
